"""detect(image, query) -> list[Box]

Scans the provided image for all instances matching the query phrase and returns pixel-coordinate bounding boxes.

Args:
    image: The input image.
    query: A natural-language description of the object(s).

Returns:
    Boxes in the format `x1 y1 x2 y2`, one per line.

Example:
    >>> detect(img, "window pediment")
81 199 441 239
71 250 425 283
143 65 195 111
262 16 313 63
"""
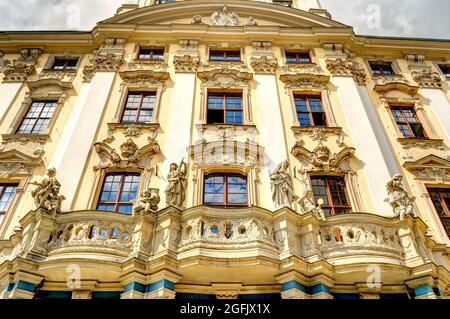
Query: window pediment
25 78 73 98
197 68 253 88
0 149 43 177
404 155 450 182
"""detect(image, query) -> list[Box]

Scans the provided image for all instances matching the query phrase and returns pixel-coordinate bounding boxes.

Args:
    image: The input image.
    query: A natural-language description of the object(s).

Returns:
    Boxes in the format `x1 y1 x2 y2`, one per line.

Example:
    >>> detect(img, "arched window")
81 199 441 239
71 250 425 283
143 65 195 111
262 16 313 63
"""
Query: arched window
203 174 248 207
96 172 140 214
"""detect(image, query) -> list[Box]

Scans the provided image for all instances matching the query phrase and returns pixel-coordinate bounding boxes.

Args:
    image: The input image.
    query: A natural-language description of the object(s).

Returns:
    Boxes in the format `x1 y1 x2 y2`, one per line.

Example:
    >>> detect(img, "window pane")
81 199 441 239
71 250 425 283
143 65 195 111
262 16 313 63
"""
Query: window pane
0 185 17 214
297 113 311 127
226 96 242 109
97 173 140 214
17 101 56 134
294 97 308 111
208 95 224 109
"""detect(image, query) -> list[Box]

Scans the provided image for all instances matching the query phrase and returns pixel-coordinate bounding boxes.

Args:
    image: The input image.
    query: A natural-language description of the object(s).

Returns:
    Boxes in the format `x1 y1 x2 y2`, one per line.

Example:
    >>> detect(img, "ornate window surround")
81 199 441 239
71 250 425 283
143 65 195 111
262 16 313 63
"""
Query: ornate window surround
196 67 254 127
2 78 73 143
404 155 450 242
292 143 365 213
280 47 317 67
188 139 263 207
88 138 160 210
40 54 84 80
110 70 169 128
365 58 402 78
278 72 337 127
0 149 43 237
380 97 443 145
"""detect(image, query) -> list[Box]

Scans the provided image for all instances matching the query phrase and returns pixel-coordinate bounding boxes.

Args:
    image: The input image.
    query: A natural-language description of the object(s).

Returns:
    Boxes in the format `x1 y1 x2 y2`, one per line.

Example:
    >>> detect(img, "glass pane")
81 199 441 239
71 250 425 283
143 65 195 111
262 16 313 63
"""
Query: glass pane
225 96 242 109
297 113 311 127
207 95 224 109
294 97 308 111
309 98 323 111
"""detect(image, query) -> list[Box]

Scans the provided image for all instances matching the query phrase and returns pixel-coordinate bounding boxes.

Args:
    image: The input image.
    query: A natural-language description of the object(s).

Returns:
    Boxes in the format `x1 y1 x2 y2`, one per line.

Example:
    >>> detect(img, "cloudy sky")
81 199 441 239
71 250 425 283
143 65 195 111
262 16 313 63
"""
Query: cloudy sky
0 0 448 39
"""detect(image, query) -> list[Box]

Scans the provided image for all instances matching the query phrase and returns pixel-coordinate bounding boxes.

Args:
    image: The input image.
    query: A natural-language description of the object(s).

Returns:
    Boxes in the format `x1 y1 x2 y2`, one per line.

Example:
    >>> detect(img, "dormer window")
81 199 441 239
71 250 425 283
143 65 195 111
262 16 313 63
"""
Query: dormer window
138 47 165 61
273 0 293 7
369 62 395 76
51 58 79 71
286 51 312 64
209 49 241 62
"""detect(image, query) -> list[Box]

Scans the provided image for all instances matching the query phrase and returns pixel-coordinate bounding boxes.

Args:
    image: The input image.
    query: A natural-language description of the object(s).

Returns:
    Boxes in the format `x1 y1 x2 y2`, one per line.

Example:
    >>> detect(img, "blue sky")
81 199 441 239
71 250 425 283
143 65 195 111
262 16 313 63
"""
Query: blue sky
0 0 448 39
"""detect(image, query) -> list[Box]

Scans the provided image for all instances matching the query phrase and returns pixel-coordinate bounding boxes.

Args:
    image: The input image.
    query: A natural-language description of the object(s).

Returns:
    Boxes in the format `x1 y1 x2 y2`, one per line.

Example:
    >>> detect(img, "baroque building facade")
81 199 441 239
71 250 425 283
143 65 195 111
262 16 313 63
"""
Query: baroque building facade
0 0 449 299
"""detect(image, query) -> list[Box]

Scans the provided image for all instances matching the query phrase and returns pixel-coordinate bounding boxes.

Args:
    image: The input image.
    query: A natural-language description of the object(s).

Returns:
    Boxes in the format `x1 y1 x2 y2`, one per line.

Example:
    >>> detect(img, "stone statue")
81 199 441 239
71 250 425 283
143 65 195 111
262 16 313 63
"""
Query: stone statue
31 168 65 216
165 159 187 208
385 174 416 220
246 17 258 26
211 5 240 26
270 160 294 208
298 190 326 221
133 188 160 214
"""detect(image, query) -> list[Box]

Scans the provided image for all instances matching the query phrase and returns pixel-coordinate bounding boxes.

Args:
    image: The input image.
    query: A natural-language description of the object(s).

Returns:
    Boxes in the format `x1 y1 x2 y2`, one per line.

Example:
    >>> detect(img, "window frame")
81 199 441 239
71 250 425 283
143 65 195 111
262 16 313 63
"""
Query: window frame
50 58 80 71
310 175 352 217
389 105 428 139
285 51 312 64
206 91 244 125
0 183 18 218
293 94 328 128
369 61 396 76
153 0 175 4
96 172 141 214
136 47 166 61
273 0 293 7
203 173 249 207
208 49 242 62
437 64 450 78
120 91 157 124
43 55 83 72
427 188 450 238
16 100 58 134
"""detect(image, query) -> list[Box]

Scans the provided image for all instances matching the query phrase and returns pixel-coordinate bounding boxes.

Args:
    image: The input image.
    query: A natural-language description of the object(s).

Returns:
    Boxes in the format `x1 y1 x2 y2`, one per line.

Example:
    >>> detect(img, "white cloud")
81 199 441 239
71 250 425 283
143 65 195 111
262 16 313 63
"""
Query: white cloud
0 0 448 39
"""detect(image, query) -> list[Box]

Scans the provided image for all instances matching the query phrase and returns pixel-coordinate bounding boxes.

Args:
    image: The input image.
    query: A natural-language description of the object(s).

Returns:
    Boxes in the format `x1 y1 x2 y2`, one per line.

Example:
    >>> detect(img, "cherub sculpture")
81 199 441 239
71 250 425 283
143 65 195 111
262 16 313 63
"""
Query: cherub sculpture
133 188 160 214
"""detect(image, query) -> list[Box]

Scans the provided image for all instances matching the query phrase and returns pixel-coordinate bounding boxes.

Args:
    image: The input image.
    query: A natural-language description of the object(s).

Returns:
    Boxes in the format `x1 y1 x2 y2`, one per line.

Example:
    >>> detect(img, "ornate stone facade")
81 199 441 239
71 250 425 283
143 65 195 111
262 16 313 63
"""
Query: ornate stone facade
0 0 449 300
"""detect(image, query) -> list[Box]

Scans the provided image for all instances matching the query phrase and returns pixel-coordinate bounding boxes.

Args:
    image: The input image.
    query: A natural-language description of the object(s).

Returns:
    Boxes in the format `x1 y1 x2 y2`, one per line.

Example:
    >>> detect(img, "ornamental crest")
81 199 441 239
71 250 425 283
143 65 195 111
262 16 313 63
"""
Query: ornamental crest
211 5 240 26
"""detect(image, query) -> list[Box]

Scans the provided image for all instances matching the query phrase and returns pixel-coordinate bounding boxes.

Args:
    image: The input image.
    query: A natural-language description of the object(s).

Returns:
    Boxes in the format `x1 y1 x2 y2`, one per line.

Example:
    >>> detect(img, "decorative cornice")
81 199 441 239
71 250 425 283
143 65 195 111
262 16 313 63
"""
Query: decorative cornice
325 58 367 85
3 63 36 82
411 70 443 89
83 52 124 82
173 54 200 73
291 143 355 172
119 69 170 85
197 67 253 88
250 56 278 74
279 73 330 90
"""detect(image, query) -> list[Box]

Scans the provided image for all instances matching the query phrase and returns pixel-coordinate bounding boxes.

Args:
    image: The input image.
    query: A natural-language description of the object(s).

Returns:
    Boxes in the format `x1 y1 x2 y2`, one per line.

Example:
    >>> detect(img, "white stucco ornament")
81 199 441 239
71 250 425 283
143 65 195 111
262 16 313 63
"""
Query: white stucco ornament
211 5 240 26
385 174 417 220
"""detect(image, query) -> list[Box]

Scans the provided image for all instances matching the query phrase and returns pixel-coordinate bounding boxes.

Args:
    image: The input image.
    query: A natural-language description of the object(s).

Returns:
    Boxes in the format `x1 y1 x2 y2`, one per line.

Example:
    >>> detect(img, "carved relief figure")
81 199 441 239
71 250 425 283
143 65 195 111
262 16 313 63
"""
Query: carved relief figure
31 168 65 215
165 159 187 208
211 5 240 26
270 160 294 208
133 188 160 214
385 174 416 220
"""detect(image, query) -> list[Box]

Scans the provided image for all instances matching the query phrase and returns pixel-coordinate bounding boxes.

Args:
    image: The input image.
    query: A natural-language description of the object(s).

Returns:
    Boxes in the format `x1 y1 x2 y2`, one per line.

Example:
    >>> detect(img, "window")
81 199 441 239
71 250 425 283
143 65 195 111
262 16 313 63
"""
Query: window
428 188 450 237
390 106 427 139
137 48 165 60
121 92 156 124
154 0 175 4
207 92 243 125
273 0 293 7
439 64 450 77
0 184 17 224
285 51 311 64
51 58 78 71
311 176 352 217
209 50 241 62
369 62 395 76
97 173 140 214
294 95 327 127
16 101 57 134
204 174 248 207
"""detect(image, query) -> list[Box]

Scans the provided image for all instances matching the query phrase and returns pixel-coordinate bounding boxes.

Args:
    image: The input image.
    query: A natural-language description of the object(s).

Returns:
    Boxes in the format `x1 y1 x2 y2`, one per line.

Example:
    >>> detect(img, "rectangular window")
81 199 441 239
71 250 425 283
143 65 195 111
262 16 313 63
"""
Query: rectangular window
51 58 79 71
16 101 57 134
0 184 18 224
285 51 311 64
121 92 156 124
369 62 395 76
273 0 293 7
294 95 327 127
97 173 140 215
390 106 427 139
209 50 241 62
138 48 165 60
207 92 243 125
439 64 450 77
154 0 175 4
428 188 450 238
311 176 352 217
204 174 248 207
